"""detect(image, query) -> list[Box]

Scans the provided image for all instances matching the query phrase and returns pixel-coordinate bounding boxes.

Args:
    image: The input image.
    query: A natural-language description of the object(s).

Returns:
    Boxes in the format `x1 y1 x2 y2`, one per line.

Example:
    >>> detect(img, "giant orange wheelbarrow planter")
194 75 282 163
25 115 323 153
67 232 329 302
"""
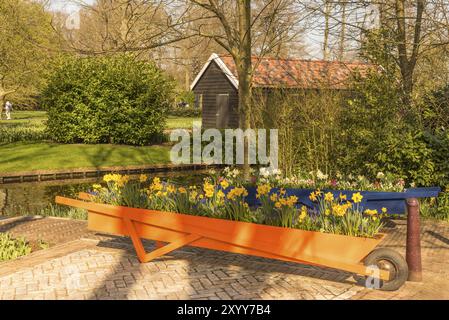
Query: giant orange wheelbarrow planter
56 193 409 291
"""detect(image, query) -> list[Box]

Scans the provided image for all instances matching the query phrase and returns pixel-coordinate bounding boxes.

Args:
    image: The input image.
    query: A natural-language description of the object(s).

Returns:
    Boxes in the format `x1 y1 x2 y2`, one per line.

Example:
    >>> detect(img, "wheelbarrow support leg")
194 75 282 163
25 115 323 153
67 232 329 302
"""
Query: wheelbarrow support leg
406 198 422 282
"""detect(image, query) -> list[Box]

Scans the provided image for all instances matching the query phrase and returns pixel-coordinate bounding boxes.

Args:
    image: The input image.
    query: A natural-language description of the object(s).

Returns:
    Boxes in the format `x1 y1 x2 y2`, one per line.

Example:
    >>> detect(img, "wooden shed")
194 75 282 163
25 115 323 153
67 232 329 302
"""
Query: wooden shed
191 53 371 129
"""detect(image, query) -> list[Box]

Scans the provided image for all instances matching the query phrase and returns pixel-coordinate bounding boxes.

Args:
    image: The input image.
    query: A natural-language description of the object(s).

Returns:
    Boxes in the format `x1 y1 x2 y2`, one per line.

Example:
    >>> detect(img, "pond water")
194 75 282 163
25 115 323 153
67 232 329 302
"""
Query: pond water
0 170 208 217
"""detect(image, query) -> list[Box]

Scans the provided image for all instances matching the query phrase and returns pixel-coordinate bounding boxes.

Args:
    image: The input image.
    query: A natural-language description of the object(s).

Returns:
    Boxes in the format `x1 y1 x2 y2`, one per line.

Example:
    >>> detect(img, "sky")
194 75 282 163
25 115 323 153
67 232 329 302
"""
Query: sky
48 0 94 13
47 0 327 59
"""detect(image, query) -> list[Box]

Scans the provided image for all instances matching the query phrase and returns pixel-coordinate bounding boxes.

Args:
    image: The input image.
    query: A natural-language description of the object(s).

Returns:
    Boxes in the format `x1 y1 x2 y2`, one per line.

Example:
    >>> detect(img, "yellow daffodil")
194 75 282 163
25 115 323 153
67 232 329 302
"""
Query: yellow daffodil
149 177 163 192
299 206 308 222
220 179 229 190
256 184 271 198
203 181 215 198
274 201 282 208
309 191 317 202
270 193 278 202
332 204 348 217
364 209 378 216
139 174 148 183
116 175 130 187
92 184 102 190
339 193 347 201
324 192 334 202
351 192 363 203
178 187 187 194
227 187 248 200
381 207 387 214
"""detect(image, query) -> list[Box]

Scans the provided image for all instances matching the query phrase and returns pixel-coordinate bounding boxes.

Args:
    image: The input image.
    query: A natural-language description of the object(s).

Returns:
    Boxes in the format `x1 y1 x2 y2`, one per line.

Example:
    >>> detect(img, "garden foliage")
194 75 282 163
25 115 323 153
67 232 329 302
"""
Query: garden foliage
42 54 174 145
0 233 31 262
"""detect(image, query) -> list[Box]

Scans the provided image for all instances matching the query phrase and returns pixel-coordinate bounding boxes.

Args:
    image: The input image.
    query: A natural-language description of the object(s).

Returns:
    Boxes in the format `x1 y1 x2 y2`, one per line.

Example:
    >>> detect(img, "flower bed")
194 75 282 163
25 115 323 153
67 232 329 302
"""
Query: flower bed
89 169 394 239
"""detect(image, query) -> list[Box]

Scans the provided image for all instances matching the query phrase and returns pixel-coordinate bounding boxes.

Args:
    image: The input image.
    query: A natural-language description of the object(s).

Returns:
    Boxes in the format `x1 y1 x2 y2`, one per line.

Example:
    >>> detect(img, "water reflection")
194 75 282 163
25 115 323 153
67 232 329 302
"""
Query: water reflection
0 171 207 216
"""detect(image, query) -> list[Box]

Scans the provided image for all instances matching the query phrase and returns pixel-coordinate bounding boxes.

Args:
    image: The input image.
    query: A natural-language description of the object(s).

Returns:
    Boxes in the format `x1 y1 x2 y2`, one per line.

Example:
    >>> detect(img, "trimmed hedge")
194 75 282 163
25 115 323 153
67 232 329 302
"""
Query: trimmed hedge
168 106 202 117
42 54 174 146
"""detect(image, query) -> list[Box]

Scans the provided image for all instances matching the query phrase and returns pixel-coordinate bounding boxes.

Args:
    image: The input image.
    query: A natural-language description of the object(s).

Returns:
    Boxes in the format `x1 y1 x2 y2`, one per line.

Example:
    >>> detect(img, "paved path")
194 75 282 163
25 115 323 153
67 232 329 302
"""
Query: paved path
0 216 448 300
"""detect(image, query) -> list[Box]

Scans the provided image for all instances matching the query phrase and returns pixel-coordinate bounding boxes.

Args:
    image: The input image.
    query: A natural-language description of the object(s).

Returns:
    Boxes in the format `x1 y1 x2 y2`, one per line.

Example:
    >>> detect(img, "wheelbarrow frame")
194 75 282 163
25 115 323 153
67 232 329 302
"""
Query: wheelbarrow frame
56 193 391 281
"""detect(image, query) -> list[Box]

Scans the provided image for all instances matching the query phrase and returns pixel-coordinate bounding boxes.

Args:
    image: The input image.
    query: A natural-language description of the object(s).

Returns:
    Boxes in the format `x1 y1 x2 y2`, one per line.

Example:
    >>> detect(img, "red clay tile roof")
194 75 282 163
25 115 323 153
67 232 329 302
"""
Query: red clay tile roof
219 55 372 89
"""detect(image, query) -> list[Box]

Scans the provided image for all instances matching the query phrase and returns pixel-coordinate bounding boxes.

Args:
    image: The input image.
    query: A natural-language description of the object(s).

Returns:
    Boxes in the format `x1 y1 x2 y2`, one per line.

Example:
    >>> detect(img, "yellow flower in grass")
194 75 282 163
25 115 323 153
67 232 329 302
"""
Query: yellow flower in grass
92 184 102 190
116 175 130 187
299 206 308 222
220 179 229 190
256 184 271 198
167 184 176 194
178 187 187 194
227 187 248 200
217 190 225 202
274 201 282 208
381 207 387 214
332 204 348 217
324 192 334 202
279 188 286 196
325 208 331 216
270 193 278 202
309 191 317 202
203 181 215 198
286 195 298 207
351 192 363 203
364 209 378 216
103 173 125 184
139 174 148 183
149 177 163 192
339 193 347 201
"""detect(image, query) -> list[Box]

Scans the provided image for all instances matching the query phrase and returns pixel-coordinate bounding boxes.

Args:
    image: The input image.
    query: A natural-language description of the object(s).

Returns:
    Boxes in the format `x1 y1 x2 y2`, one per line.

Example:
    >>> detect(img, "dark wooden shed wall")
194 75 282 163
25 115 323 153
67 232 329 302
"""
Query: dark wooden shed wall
192 61 239 128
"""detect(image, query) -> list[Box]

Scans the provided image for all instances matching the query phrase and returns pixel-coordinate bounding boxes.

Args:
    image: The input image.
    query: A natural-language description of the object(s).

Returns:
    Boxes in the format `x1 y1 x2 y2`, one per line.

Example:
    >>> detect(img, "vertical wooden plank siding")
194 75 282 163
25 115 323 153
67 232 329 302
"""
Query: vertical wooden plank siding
192 61 239 128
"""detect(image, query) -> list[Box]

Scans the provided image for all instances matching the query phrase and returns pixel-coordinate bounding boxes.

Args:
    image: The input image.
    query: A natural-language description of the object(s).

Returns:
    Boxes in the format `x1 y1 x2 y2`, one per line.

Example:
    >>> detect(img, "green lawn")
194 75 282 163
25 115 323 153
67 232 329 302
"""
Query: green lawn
0 111 200 129
0 111 198 173
0 142 171 173
166 116 201 129
0 110 46 127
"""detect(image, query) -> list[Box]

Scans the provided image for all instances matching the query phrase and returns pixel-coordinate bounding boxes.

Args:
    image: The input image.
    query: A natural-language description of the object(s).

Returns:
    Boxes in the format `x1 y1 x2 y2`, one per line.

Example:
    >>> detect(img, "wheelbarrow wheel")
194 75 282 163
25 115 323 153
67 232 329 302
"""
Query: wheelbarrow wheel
355 248 408 291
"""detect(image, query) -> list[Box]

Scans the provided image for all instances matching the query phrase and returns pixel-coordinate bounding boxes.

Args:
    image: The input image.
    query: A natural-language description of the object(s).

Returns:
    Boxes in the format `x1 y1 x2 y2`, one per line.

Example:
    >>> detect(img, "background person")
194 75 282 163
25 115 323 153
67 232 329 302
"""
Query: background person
4 100 12 120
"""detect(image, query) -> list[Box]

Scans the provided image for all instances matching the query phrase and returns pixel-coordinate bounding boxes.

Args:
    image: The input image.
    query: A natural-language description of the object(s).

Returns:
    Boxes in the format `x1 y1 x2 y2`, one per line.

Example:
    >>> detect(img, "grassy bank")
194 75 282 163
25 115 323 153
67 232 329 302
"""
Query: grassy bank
0 142 171 173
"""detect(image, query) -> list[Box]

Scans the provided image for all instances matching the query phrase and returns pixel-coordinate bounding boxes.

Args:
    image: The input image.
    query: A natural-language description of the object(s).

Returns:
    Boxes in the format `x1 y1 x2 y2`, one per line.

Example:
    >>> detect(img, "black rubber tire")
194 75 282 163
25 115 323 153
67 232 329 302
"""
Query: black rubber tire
355 248 408 291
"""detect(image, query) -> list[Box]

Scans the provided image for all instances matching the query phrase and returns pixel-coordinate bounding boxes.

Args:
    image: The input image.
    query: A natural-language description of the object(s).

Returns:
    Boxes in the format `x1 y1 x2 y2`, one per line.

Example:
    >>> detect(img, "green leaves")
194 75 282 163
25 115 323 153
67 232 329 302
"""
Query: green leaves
41 54 174 146
0 233 32 262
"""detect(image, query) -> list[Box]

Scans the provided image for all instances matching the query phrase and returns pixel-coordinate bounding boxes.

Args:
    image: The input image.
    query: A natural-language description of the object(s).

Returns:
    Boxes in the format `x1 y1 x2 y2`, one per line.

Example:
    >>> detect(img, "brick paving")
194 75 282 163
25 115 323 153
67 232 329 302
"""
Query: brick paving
0 216 448 300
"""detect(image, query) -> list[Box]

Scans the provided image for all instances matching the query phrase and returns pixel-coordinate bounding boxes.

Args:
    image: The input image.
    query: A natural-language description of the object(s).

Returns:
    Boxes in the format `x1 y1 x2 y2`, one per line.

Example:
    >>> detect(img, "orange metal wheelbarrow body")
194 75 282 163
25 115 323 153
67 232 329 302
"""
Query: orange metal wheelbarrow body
55 194 389 280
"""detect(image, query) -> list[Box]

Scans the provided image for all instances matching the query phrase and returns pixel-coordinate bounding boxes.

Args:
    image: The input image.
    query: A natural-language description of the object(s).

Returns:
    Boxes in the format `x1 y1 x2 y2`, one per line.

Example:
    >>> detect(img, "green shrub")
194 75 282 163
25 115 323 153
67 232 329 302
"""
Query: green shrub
0 233 32 262
169 106 201 117
42 54 174 145
421 191 449 222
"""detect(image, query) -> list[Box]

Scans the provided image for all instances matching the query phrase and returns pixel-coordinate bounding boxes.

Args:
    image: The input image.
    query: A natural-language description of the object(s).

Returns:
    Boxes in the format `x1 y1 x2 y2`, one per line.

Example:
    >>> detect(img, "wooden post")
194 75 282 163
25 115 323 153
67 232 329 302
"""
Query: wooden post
406 198 422 281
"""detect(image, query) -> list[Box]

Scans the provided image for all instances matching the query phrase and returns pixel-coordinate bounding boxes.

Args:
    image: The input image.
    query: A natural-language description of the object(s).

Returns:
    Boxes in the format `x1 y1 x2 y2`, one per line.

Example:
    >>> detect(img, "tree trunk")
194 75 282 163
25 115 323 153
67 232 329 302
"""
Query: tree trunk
237 0 252 179
323 0 331 60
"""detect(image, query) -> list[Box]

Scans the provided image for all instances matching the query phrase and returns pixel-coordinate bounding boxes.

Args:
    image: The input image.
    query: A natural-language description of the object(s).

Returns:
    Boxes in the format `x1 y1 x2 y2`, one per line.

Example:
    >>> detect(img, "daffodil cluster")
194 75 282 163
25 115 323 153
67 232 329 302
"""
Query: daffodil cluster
91 173 384 238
